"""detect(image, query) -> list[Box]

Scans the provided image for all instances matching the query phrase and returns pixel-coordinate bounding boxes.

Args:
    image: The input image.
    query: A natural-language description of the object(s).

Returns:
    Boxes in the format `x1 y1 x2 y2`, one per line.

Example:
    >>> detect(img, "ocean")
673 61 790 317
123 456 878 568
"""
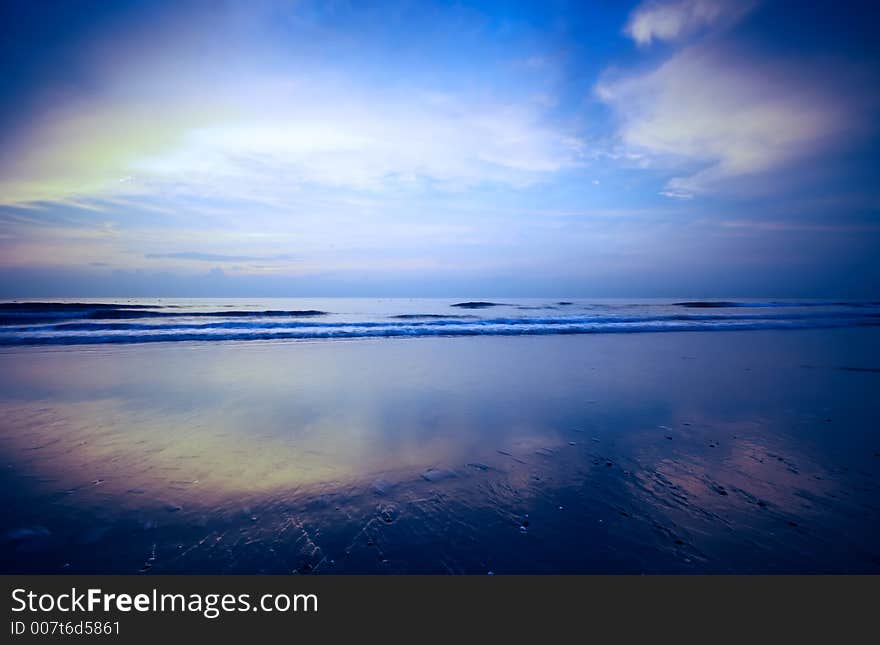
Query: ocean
1 297 878 345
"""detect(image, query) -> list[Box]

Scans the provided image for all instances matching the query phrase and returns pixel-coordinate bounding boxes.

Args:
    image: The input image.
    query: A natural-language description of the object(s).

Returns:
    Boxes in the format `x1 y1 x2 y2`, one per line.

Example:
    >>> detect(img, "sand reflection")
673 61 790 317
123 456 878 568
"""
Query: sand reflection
1 331 878 573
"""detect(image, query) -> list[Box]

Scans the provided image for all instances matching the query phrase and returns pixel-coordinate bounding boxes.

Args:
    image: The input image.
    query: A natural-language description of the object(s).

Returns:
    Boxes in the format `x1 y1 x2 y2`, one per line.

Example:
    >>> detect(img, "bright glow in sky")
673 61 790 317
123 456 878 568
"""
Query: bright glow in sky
1 0 878 297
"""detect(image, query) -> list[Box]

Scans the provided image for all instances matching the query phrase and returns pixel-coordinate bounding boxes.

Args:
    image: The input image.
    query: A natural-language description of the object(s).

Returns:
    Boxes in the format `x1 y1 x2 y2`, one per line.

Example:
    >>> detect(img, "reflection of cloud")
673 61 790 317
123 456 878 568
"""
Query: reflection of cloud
0 341 567 506
625 0 755 45
597 45 865 196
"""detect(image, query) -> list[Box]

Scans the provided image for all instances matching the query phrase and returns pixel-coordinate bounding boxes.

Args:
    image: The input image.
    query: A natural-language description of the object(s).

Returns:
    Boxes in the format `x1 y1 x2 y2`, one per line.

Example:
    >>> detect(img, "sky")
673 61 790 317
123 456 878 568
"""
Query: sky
0 0 878 298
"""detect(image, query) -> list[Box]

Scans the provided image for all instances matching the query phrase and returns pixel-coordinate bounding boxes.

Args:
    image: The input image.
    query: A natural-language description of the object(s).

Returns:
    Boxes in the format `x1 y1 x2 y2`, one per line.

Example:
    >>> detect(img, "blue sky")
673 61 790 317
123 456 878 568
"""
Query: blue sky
0 0 878 297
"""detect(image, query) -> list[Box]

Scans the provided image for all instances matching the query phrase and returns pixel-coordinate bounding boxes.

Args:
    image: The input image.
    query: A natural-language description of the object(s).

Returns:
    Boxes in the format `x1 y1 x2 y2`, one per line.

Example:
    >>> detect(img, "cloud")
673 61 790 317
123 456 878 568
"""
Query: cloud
130 89 582 197
597 45 865 196
0 0 583 208
0 78 581 206
145 252 296 262
624 0 756 45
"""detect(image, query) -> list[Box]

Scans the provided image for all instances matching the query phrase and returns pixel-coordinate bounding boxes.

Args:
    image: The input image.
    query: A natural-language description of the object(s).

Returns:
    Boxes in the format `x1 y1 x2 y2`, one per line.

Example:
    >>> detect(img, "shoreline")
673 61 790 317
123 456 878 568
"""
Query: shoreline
1 328 878 573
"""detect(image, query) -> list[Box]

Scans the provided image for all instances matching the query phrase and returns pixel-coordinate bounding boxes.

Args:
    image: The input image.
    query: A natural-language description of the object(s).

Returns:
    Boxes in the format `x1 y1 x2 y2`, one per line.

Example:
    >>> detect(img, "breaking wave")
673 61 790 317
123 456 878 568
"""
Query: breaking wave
0 300 878 346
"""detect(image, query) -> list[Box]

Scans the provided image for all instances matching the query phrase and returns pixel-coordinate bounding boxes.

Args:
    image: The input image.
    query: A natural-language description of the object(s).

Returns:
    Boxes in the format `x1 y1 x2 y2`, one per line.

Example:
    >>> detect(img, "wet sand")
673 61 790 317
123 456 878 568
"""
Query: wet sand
1 328 879 573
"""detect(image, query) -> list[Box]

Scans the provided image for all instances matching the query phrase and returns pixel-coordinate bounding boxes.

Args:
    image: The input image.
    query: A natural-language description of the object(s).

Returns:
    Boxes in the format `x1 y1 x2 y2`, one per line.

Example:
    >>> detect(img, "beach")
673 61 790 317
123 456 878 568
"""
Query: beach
1 308 878 573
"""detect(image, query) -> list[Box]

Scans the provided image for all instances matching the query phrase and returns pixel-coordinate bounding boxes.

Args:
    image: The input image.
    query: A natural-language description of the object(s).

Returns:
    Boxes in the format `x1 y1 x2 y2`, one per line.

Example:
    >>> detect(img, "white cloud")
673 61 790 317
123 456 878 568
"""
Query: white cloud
133 88 582 196
597 46 858 196
625 0 755 46
0 81 582 206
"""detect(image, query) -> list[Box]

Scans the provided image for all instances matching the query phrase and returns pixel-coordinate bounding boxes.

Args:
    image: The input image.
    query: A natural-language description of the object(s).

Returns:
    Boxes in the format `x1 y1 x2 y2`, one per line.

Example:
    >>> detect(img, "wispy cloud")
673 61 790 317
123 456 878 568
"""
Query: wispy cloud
0 76 581 207
0 0 585 209
145 252 296 262
624 0 756 46
597 45 868 197
131 88 583 196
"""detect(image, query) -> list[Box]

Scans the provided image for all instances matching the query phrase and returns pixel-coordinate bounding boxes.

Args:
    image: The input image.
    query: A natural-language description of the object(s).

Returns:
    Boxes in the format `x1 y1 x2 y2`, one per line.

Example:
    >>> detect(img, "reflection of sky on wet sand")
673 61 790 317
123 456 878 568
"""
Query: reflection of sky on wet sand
1 330 879 573
0 340 581 502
